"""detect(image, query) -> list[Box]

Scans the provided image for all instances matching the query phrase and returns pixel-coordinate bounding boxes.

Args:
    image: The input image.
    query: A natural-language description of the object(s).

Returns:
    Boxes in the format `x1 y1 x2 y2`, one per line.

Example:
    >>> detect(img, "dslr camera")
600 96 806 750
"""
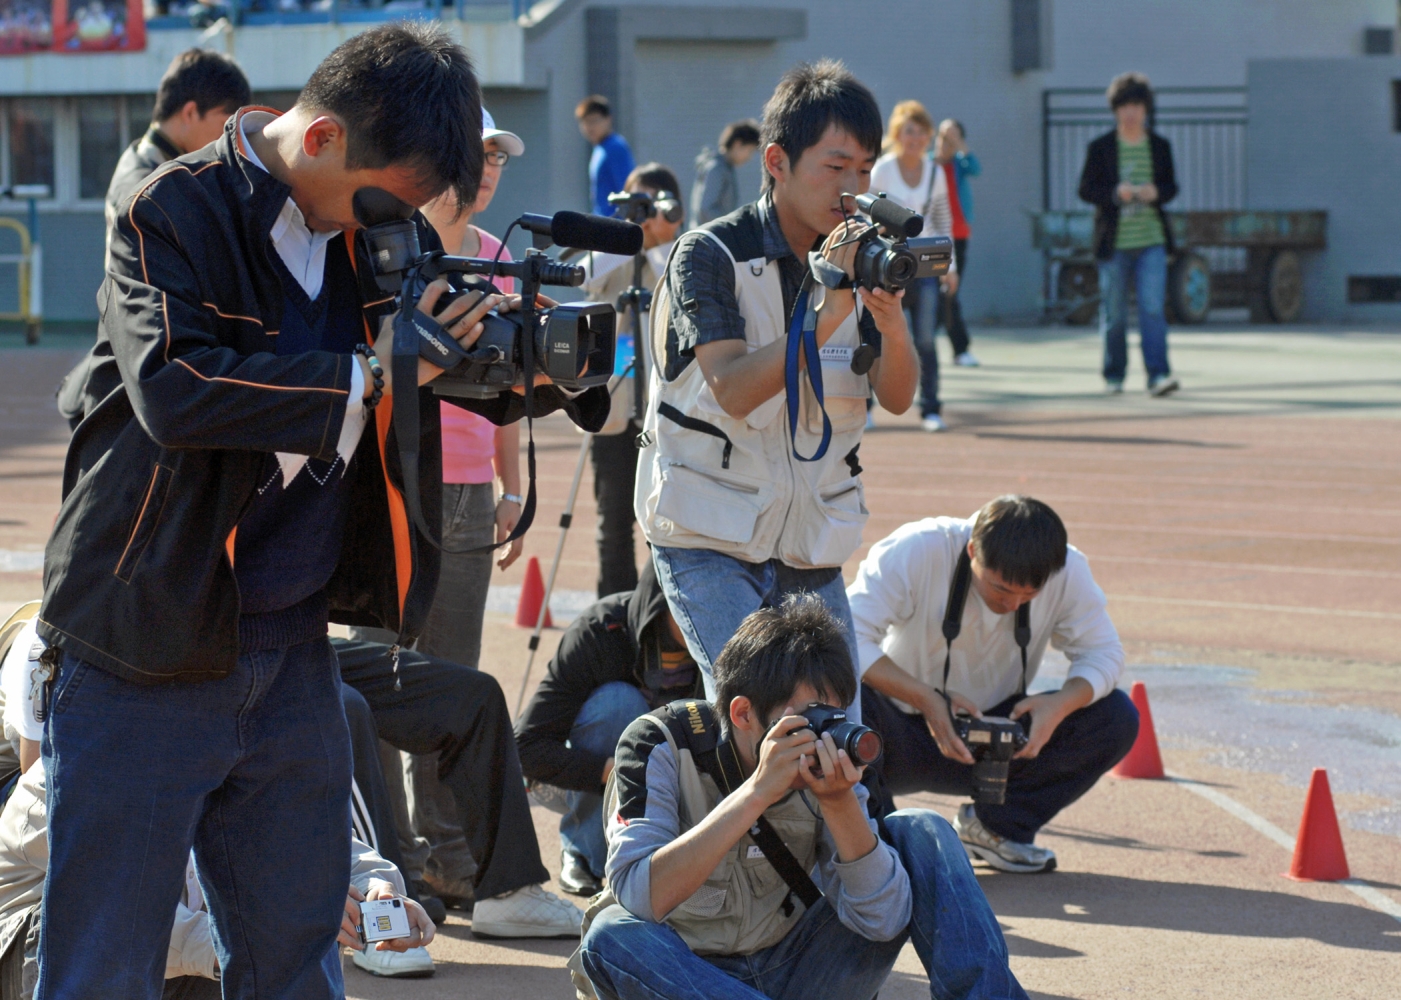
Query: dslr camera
608 188 684 226
951 714 1029 805
844 192 953 293
774 703 883 768
356 189 639 399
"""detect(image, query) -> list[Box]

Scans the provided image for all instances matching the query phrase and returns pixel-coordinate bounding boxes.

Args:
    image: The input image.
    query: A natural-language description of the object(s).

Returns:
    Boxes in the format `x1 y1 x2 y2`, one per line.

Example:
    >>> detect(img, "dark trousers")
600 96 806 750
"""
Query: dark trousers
940 237 972 355
340 683 413 884
905 277 942 417
334 639 550 899
861 685 1139 844
591 423 640 597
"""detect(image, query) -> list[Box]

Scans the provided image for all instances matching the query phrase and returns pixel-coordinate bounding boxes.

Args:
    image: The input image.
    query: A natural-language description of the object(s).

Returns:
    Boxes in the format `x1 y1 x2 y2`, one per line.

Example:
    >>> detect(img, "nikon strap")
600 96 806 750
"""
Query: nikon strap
654 700 823 916
940 547 1032 703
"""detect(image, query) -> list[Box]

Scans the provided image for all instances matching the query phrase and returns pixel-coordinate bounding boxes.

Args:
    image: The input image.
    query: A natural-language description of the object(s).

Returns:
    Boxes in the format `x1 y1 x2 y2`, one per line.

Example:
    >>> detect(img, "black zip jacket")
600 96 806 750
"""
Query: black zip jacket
38 111 605 684
514 562 700 792
1077 129 1178 261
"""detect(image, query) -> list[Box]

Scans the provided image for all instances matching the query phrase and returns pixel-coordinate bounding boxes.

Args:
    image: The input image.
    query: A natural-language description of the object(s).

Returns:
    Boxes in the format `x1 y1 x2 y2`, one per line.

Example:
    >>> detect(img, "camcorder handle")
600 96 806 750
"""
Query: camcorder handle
939 547 1032 713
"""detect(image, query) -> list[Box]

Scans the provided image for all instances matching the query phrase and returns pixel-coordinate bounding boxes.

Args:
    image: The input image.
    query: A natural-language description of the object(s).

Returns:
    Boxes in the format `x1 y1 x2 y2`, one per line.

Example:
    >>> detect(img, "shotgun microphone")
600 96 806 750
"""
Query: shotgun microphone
519 211 644 257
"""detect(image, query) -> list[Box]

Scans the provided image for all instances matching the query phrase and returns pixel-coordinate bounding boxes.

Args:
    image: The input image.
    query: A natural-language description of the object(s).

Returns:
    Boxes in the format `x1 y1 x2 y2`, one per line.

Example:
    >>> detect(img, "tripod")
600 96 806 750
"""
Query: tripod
514 252 652 714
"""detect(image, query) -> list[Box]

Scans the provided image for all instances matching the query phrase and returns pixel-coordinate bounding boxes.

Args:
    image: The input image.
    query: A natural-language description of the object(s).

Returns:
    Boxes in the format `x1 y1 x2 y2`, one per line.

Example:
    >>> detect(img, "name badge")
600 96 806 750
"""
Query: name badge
819 345 853 364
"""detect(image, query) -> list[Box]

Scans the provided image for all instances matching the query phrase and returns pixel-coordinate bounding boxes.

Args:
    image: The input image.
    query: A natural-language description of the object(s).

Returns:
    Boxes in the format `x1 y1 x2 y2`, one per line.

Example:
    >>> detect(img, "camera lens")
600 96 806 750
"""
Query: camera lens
885 252 916 288
851 729 883 766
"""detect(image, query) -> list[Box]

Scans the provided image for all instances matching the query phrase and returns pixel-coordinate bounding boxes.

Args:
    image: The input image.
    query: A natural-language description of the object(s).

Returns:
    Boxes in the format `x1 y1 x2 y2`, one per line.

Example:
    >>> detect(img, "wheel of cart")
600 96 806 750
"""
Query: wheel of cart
1166 251 1212 325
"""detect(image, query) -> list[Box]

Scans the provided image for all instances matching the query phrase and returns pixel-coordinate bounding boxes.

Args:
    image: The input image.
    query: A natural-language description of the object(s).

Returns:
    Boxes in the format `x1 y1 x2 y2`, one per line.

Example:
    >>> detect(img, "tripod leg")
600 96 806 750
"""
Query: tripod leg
515 431 593 715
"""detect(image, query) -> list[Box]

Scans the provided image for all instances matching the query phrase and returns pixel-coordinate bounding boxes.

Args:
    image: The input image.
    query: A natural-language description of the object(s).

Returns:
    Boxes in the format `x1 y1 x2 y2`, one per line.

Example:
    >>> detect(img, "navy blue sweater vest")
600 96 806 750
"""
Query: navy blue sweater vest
235 235 363 650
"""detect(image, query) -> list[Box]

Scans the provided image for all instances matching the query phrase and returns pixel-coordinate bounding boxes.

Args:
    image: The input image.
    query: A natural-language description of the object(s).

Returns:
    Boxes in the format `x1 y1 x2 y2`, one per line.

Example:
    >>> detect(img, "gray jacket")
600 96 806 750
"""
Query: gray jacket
690 149 738 226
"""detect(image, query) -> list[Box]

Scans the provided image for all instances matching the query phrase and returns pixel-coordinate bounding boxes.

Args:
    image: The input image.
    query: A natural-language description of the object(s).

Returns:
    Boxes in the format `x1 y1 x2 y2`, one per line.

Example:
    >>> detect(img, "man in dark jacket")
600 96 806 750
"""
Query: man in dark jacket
515 561 700 896
36 24 603 999
60 48 253 428
1077 72 1180 397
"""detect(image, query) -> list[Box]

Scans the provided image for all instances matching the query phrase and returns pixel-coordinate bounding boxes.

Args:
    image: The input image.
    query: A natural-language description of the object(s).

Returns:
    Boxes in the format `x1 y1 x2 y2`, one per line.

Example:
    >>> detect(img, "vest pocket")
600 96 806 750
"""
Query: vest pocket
115 463 174 584
654 462 773 545
675 880 729 919
781 475 869 568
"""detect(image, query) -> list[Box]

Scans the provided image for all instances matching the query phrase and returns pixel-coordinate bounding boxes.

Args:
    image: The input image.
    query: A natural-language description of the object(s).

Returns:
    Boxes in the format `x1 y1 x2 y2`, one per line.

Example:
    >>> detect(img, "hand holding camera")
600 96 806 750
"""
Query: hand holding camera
920 688 980 766
338 882 436 954
749 711 819 806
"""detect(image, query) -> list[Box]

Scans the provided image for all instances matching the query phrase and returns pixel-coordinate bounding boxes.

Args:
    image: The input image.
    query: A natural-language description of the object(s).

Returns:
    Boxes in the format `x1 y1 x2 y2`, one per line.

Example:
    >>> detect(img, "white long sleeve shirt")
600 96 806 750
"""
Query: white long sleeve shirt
847 517 1123 713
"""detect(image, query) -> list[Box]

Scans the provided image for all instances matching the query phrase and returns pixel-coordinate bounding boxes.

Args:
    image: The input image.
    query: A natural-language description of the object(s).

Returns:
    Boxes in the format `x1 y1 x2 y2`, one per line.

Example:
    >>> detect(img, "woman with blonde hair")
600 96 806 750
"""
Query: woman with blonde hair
871 100 959 432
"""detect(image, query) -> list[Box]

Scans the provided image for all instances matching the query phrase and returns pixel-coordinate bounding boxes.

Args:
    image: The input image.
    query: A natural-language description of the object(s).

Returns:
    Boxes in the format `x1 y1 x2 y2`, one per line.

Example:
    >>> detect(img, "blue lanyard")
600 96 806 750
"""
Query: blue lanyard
785 286 832 462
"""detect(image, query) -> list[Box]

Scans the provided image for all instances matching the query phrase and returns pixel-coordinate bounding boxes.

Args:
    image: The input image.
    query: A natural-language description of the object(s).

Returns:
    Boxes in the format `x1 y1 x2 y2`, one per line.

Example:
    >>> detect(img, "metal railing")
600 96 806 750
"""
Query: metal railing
146 0 524 30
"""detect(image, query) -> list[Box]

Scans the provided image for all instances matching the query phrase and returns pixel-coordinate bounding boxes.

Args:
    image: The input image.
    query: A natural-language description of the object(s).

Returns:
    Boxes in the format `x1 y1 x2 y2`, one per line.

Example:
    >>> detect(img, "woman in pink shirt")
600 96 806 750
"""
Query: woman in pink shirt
417 109 526 666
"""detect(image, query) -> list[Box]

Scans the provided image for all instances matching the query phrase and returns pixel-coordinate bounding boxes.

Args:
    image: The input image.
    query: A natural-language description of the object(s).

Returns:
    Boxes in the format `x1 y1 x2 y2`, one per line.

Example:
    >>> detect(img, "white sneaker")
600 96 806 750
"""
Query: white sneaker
921 414 946 433
471 883 582 939
953 803 1056 874
954 351 981 367
351 945 435 978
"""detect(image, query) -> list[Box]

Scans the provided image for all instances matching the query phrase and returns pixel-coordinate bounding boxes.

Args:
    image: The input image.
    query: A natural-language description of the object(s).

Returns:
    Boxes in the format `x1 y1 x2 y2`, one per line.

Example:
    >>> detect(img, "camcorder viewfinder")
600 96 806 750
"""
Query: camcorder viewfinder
356 187 641 399
951 714 1029 805
771 702 883 769
845 192 954 293
608 188 684 226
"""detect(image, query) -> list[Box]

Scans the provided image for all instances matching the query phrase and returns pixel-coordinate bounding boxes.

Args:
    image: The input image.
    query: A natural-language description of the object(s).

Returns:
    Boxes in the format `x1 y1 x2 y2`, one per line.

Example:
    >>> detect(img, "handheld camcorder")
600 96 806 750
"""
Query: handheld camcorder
773 703 883 768
951 714 1029 805
356 189 642 399
845 192 954 293
608 188 684 226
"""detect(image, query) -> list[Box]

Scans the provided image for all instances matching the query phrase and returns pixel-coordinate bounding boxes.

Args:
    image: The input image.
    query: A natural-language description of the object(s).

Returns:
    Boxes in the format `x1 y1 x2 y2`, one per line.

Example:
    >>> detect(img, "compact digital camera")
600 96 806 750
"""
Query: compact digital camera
846 192 954 293
359 897 412 945
951 714 1029 805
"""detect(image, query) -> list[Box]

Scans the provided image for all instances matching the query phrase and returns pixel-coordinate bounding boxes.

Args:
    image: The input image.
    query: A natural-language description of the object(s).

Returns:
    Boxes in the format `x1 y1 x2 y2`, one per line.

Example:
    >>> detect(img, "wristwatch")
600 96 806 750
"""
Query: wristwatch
500 492 525 505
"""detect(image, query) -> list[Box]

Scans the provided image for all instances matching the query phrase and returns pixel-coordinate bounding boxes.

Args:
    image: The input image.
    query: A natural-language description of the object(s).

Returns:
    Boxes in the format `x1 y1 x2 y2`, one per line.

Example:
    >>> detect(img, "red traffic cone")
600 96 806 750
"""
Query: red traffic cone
514 556 553 629
1284 768 1350 882
1112 681 1165 779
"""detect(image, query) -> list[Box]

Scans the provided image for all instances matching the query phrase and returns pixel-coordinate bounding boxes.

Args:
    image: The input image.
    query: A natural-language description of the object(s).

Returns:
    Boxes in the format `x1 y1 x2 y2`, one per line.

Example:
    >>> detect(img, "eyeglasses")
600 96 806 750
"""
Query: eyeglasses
485 150 510 167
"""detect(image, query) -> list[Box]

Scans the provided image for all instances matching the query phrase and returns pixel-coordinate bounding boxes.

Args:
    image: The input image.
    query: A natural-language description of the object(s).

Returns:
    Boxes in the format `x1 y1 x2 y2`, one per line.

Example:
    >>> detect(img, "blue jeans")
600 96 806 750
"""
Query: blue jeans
906 276 942 417
562 681 651 878
580 810 1027 1000
40 639 351 1000
1098 244 1170 382
651 546 863 724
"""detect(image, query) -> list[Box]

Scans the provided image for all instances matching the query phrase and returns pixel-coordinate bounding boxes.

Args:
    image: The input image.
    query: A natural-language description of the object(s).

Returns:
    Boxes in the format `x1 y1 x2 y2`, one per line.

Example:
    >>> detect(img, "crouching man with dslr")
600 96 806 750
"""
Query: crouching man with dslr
576 596 1028 1000
851 496 1139 874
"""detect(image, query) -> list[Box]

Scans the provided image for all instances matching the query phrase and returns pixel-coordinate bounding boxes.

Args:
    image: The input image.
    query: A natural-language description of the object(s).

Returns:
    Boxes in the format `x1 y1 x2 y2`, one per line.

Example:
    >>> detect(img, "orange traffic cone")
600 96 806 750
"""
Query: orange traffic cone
514 556 553 629
1284 768 1350 882
1112 681 1165 779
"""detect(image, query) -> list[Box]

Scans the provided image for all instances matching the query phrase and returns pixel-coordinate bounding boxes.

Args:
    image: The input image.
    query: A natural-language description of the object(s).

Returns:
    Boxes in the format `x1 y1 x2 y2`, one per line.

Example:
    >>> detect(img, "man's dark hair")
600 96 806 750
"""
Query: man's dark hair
713 595 857 733
758 59 881 191
970 495 1068 590
575 94 612 119
298 22 482 209
626 162 681 198
719 118 761 151
1107 72 1155 115
153 49 251 122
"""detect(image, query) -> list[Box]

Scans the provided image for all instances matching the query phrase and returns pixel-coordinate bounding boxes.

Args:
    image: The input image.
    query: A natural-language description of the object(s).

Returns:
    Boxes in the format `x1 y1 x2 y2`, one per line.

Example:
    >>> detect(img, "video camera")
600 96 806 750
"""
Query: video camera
608 188 684 226
844 192 953 293
355 189 642 399
771 703 883 768
951 714 1028 805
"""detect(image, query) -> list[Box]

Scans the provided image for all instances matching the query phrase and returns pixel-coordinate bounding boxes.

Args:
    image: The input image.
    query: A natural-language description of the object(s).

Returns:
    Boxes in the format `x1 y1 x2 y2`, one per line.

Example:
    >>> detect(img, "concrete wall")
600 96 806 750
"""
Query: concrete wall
1247 57 1401 323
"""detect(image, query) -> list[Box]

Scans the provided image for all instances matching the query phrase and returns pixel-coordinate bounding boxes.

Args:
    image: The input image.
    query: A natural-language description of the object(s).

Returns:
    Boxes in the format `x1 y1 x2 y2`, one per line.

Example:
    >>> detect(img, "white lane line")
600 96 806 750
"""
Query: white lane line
1109 595 1401 622
1167 774 1401 924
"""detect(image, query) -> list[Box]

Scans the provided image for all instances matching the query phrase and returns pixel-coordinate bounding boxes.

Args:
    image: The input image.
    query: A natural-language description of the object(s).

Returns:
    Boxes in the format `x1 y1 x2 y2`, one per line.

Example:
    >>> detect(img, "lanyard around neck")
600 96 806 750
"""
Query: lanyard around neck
784 279 832 462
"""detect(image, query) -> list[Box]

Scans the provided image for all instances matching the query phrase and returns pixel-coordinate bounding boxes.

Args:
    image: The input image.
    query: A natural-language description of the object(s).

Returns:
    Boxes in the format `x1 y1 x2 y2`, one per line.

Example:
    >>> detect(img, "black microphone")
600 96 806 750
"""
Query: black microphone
853 193 923 238
521 211 643 256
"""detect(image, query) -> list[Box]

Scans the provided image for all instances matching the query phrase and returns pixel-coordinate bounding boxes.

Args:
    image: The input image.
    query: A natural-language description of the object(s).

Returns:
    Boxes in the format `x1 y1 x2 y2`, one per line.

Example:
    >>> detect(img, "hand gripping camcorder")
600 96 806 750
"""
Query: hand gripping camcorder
844 192 954 293
356 188 642 399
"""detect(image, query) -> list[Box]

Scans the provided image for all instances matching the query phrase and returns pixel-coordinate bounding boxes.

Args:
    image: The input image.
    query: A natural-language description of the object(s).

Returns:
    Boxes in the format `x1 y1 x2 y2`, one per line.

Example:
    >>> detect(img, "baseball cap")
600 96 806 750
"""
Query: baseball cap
482 107 524 157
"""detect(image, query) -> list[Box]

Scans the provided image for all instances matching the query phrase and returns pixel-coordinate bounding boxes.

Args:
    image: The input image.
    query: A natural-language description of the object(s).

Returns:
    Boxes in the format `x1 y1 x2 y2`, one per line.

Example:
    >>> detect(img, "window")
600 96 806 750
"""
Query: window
127 95 153 147
78 97 124 200
8 100 55 197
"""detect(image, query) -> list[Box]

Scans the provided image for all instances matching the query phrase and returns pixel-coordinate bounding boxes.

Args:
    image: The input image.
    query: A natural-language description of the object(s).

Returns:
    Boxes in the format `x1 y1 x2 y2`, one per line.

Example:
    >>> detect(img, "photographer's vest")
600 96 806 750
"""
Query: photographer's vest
635 209 872 568
603 703 825 956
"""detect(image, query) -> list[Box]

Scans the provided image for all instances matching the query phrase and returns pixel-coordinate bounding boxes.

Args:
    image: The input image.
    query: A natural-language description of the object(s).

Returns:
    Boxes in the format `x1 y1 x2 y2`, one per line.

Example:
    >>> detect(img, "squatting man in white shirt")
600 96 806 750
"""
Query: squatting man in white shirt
849 495 1140 873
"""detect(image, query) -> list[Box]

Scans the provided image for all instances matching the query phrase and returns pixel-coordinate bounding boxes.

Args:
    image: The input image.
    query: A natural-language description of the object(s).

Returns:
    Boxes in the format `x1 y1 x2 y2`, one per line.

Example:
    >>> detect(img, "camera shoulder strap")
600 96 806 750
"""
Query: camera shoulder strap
785 277 832 463
653 700 823 914
940 545 1032 701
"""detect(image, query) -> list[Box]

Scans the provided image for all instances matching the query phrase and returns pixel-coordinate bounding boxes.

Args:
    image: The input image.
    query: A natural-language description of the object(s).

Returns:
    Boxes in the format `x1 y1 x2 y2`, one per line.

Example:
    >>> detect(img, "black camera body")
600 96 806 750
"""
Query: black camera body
951 714 1028 805
608 189 684 225
848 192 953 293
782 703 883 767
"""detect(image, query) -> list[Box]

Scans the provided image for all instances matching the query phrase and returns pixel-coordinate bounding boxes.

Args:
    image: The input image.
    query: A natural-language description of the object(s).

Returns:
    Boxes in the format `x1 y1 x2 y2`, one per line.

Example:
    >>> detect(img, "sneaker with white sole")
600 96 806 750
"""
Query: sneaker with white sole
953 803 1056 874
1148 375 1180 397
352 945 435 978
1105 379 1124 394
954 351 981 367
470 883 582 939
921 414 946 433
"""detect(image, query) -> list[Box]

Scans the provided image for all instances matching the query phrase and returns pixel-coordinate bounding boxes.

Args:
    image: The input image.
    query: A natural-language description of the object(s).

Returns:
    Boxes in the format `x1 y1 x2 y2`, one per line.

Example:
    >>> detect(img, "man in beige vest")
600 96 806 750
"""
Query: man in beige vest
637 61 919 726
577 597 1027 1000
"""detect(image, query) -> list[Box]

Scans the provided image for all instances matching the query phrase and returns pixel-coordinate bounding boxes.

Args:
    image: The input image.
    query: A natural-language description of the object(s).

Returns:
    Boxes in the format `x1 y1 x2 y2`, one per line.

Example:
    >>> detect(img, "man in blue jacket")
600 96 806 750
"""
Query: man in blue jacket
576 94 636 217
